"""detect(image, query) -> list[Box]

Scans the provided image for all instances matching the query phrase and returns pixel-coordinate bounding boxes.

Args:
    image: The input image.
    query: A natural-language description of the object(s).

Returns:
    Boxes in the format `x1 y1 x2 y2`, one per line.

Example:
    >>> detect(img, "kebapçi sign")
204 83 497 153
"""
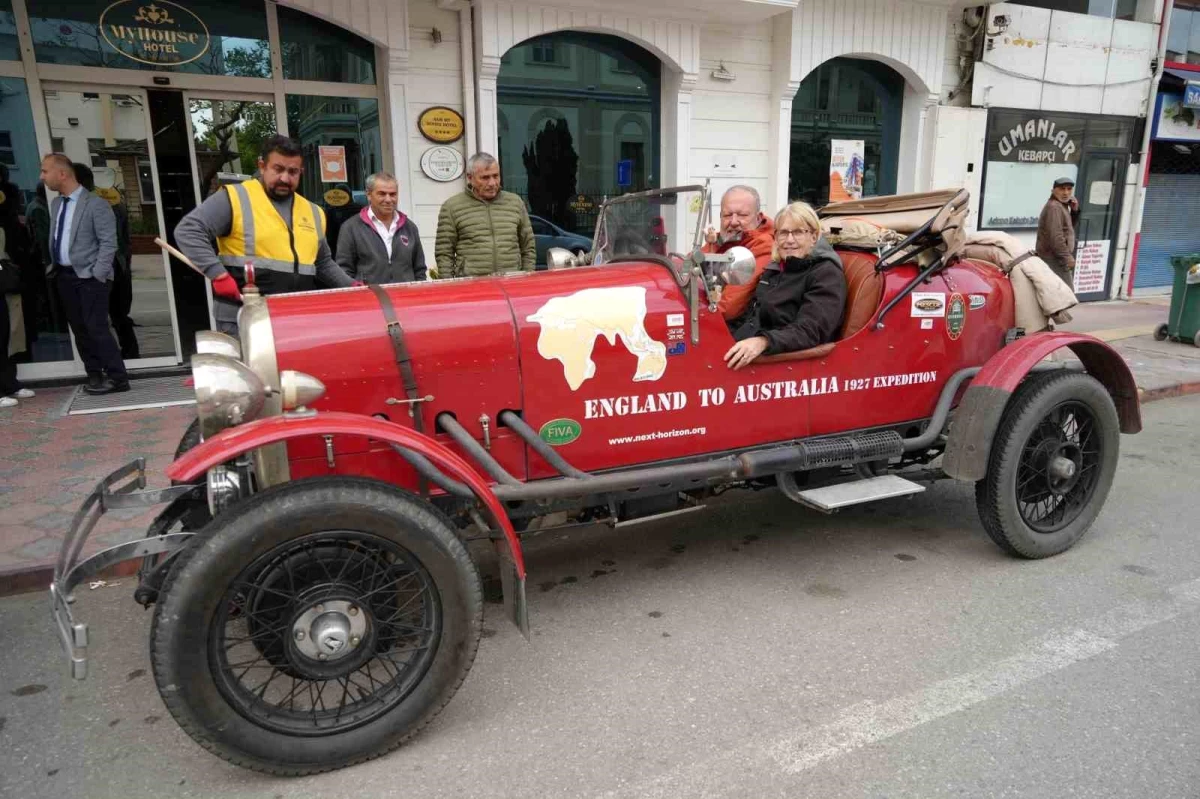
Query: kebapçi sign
100 1 210 67
988 116 1081 164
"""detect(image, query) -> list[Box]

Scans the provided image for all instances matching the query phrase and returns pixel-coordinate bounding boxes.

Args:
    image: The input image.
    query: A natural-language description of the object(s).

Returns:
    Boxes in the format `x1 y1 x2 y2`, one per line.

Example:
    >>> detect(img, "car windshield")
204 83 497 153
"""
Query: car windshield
591 186 709 268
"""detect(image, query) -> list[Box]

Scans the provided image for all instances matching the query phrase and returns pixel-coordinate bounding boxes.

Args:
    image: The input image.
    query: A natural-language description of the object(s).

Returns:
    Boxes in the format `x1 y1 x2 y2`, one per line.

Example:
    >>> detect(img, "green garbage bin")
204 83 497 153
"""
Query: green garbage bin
1154 254 1200 347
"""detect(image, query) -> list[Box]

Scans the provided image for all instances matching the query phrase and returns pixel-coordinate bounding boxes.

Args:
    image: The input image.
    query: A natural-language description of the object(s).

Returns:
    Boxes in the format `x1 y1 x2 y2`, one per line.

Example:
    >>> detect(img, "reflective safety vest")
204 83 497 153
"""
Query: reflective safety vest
216 178 326 295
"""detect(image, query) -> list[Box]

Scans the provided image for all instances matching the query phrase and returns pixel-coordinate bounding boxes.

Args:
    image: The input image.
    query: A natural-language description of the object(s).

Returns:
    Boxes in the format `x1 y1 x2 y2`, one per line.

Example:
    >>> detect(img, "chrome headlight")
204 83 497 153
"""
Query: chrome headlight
194 330 242 360
192 354 271 439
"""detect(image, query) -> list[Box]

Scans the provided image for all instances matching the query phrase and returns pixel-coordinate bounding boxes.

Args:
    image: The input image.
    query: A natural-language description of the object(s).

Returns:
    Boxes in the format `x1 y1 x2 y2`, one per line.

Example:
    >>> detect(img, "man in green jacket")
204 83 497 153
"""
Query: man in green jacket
434 152 535 278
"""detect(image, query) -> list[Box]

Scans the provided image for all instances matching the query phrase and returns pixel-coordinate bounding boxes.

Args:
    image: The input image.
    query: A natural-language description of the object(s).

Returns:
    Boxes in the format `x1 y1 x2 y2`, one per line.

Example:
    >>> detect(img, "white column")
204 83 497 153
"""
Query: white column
898 89 940 194
662 70 697 250
476 56 501 158
768 82 801 211
386 50 415 215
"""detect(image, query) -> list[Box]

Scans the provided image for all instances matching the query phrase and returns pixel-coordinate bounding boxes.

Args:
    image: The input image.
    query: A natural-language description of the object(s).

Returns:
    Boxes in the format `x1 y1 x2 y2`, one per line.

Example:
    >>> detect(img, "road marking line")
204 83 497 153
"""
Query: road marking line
601 576 1200 798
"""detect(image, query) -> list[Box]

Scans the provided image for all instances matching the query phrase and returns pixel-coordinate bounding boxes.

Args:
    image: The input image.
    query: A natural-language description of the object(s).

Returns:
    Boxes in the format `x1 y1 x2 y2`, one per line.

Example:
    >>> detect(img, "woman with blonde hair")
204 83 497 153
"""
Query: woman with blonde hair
723 201 847 370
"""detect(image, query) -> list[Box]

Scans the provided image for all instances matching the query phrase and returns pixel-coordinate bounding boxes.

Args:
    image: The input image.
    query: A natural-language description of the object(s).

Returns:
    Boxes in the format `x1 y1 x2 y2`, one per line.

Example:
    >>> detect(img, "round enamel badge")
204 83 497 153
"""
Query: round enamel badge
946 293 966 341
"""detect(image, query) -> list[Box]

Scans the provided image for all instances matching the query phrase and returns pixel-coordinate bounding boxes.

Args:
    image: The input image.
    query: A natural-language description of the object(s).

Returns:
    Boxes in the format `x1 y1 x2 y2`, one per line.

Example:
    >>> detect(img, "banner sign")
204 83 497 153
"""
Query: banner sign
99 0 211 67
1073 240 1110 295
1185 82 1200 110
829 139 865 202
986 115 1083 164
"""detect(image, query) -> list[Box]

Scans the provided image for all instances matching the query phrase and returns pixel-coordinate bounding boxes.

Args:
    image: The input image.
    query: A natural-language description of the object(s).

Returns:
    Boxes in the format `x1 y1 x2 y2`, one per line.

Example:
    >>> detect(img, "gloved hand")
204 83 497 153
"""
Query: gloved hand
211 272 243 302
427 263 440 280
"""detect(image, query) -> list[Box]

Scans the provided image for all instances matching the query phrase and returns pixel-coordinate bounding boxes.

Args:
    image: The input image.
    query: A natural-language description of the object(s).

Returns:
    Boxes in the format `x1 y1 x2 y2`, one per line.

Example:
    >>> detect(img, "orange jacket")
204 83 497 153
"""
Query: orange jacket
703 215 775 321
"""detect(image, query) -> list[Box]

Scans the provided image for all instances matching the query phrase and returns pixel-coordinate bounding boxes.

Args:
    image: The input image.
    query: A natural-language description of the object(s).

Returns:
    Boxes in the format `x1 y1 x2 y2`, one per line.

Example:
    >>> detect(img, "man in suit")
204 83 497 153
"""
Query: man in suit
40 153 127 394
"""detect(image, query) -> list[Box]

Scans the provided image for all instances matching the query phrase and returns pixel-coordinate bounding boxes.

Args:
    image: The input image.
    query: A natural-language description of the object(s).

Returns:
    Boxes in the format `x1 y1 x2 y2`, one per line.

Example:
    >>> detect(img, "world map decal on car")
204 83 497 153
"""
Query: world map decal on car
526 287 668 391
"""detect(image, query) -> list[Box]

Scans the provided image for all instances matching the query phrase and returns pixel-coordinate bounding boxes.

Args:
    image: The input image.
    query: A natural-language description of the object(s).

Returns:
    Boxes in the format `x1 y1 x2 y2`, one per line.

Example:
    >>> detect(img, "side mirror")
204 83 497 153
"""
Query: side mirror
721 245 758 286
547 247 582 270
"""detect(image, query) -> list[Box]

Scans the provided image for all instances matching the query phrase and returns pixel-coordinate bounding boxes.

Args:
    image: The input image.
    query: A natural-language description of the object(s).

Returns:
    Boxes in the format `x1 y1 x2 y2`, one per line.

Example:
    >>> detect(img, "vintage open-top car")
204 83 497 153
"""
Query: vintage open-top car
50 185 1141 775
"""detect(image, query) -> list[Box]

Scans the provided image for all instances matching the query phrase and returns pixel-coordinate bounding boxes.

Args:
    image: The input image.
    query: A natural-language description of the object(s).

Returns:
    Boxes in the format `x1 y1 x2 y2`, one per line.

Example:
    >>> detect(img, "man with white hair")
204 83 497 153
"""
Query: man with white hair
434 152 535 278
702 185 775 324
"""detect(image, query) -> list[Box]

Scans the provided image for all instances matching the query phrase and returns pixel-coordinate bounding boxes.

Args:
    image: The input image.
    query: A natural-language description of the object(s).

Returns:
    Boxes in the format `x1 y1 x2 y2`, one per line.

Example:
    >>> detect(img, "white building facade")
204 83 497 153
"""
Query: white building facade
1 0 1168 381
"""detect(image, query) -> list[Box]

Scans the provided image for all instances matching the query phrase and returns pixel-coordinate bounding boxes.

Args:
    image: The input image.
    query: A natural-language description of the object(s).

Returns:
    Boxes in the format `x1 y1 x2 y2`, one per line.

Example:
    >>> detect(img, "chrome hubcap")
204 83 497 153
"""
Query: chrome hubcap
291 600 367 662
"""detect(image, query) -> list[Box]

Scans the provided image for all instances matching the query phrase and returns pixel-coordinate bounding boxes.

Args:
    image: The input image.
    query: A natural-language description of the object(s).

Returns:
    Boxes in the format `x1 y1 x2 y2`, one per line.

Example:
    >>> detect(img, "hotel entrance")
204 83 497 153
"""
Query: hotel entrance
4 0 387 382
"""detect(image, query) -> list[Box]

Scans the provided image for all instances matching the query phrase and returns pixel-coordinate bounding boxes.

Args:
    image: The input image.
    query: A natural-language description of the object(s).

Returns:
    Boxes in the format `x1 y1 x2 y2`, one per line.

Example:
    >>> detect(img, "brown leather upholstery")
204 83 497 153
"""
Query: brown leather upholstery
755 343 835 364
749 250 882 365
838 250 884 339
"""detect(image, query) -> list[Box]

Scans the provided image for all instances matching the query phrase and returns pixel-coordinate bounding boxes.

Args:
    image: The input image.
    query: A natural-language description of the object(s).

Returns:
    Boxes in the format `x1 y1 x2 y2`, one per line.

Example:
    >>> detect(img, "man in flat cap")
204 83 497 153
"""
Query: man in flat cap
1036 176 1080 286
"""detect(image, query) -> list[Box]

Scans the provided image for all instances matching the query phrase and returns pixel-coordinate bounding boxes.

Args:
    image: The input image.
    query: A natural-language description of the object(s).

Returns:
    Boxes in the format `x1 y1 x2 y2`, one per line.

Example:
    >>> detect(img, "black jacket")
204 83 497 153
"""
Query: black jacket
734 238 847 355
335 208 427 284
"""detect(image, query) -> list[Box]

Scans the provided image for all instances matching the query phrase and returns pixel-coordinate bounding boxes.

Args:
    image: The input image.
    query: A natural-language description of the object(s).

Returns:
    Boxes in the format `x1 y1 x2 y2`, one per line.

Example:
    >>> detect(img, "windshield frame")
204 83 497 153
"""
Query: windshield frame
588 184 711 279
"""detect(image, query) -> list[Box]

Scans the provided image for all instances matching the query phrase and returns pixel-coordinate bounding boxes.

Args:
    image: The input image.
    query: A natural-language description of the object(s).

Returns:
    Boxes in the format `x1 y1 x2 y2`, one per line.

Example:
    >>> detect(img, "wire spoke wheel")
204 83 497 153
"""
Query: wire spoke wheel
212 532 441 736
151 478 482 775
976 371 1121 559
1014 401 1103 534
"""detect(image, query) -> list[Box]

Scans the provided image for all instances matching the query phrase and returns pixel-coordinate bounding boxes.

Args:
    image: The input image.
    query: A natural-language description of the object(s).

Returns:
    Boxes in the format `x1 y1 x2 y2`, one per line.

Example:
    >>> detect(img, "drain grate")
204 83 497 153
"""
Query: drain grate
66 375 196 416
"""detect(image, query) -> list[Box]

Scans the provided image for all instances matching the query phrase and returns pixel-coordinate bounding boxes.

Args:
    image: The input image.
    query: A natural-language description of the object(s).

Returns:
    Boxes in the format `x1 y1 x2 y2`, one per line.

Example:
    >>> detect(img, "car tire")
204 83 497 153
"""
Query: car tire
150 476 483 775
974 370 1120 559
1153 323 1169 342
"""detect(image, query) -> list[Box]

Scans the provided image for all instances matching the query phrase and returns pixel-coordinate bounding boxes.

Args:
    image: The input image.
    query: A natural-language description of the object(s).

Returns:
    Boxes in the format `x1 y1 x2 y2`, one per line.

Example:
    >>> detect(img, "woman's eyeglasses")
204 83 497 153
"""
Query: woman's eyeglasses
775 228 814 241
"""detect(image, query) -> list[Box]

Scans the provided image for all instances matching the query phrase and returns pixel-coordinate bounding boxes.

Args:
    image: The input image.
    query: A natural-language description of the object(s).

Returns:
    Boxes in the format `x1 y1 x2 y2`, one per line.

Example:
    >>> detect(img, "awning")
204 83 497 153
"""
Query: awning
1163 67 1200 84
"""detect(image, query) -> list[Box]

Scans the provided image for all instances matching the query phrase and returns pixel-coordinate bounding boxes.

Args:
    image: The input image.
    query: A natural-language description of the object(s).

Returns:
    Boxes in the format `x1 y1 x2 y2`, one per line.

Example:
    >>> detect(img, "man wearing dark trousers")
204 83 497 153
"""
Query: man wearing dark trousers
41 153 127 395
73 163 138 358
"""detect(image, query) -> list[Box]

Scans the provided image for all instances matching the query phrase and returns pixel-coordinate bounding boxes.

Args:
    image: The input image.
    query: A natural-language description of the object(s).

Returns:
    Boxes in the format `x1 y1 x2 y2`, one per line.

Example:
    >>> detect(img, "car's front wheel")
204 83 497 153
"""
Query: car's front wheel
150 477 483 774
975 371 1120 558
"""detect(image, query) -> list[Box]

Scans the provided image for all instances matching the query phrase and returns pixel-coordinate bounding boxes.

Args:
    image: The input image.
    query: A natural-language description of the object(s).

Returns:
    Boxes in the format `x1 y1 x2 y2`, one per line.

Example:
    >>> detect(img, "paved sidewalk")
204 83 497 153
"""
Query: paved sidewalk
0 391 194 593
1 296 1198 595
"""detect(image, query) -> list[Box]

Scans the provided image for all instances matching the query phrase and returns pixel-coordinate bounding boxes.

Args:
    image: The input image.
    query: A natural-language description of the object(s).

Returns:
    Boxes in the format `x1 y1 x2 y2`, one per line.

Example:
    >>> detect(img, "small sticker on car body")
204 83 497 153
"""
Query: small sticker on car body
911 292 946 318
969 294 986 310
921 318 934 330
666 313 685 327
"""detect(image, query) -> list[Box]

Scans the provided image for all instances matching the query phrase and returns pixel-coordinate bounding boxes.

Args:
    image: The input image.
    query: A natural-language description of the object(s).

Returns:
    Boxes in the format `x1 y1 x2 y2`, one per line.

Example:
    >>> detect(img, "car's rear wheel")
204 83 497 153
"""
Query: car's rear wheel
150 477 483 775
975 371 1120 559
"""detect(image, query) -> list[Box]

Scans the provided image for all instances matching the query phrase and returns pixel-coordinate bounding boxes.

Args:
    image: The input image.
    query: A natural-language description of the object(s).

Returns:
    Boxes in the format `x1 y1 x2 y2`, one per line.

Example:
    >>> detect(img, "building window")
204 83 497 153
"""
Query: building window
137 158 155 204
24 0 271 78
1006 0 1140 20
87 137 106 167
528 41 566 66
51 136 64 152
1167 1 1200 64
980 110 1136 229
0 0 18 60
0 131 13 166
277 5 376 84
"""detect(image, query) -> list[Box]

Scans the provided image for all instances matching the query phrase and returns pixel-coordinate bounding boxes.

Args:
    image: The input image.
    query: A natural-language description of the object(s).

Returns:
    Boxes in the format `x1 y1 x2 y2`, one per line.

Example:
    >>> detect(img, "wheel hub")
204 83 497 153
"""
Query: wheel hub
291 600 370 670
1046 444 1083 495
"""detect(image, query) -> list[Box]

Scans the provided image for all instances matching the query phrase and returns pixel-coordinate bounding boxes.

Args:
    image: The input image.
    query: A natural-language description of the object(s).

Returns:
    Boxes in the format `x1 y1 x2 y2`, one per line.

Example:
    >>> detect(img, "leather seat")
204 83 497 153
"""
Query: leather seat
754 249 884 364
838 250 884 339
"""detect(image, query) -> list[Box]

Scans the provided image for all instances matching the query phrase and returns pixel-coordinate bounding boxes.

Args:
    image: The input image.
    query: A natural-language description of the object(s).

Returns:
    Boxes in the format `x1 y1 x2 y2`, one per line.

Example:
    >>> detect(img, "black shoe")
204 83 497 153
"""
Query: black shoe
85 373 105 391
83 378 131 395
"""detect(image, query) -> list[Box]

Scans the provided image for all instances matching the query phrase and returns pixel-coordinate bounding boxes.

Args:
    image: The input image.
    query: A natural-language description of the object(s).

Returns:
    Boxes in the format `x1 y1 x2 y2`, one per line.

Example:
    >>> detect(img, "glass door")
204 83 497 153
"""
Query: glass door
1073 150 1129 302
183 92 277 332
39 84 181 373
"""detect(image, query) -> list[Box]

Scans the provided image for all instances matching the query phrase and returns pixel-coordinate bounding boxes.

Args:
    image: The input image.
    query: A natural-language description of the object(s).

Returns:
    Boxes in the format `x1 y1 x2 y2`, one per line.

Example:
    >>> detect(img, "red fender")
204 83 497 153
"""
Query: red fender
166 412 525 579
943 332 1141 481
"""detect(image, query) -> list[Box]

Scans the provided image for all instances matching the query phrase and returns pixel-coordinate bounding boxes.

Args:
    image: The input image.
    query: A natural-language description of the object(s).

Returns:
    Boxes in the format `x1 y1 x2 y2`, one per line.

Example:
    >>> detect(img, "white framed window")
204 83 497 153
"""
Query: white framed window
138 158 155 204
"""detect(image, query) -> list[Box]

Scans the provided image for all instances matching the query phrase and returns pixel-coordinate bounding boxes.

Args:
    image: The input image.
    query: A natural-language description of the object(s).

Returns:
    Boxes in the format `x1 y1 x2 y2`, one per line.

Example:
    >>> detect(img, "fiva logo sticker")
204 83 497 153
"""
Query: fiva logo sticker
538 418 582 446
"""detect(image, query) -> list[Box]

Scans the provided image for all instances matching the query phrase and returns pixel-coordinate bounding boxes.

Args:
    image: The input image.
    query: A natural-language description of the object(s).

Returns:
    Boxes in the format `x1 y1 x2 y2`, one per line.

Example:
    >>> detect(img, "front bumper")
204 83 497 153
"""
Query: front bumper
50 458 197 680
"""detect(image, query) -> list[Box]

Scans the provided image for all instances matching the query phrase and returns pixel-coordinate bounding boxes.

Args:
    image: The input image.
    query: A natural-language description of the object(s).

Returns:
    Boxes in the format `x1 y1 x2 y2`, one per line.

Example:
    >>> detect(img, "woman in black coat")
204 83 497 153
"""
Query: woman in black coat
723 201 847 370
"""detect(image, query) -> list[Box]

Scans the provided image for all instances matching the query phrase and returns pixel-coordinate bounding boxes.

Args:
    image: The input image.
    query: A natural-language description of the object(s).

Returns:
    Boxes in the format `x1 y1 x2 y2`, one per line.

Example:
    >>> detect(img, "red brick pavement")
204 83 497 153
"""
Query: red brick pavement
0 387 195 594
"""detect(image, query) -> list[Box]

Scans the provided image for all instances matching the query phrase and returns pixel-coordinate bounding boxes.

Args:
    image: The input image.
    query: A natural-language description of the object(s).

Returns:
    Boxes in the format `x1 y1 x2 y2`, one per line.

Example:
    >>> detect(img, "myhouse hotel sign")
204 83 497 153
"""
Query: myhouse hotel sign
100 1 210 66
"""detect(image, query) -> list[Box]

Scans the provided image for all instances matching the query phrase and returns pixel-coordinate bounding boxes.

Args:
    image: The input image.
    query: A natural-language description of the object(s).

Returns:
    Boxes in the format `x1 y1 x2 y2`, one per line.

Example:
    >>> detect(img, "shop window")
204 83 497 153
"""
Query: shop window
285 94 382 255
277 5 376 85
1166 1 1200 64
51 136 64 152
25 0 271 77
498 32 660 237
790 58 904 205
0 0 17 60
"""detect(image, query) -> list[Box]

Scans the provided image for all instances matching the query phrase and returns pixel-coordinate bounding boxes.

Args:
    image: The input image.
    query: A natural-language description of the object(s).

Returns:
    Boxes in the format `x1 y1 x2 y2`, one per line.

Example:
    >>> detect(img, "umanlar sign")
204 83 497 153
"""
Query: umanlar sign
99 1 211 67
988 116 1081 165
982 111 1084 229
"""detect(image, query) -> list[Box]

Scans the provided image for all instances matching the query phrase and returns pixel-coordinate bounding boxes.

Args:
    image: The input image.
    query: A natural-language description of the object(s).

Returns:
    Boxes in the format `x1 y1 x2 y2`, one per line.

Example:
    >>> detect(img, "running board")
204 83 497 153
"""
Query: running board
790 475 925 514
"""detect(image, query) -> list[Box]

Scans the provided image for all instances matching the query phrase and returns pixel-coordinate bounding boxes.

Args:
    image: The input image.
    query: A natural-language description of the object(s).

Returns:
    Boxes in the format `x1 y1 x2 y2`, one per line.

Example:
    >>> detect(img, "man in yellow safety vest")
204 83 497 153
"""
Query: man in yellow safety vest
175 134 357 335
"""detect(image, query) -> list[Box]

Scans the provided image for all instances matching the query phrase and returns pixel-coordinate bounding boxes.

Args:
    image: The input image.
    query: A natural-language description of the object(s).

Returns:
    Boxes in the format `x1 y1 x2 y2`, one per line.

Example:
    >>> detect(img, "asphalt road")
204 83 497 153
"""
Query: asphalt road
3 395 1199 799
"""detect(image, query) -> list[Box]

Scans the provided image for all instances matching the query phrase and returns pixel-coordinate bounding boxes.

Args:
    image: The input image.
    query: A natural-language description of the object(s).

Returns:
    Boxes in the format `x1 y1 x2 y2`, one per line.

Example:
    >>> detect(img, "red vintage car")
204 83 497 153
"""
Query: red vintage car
50 185 1140 775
